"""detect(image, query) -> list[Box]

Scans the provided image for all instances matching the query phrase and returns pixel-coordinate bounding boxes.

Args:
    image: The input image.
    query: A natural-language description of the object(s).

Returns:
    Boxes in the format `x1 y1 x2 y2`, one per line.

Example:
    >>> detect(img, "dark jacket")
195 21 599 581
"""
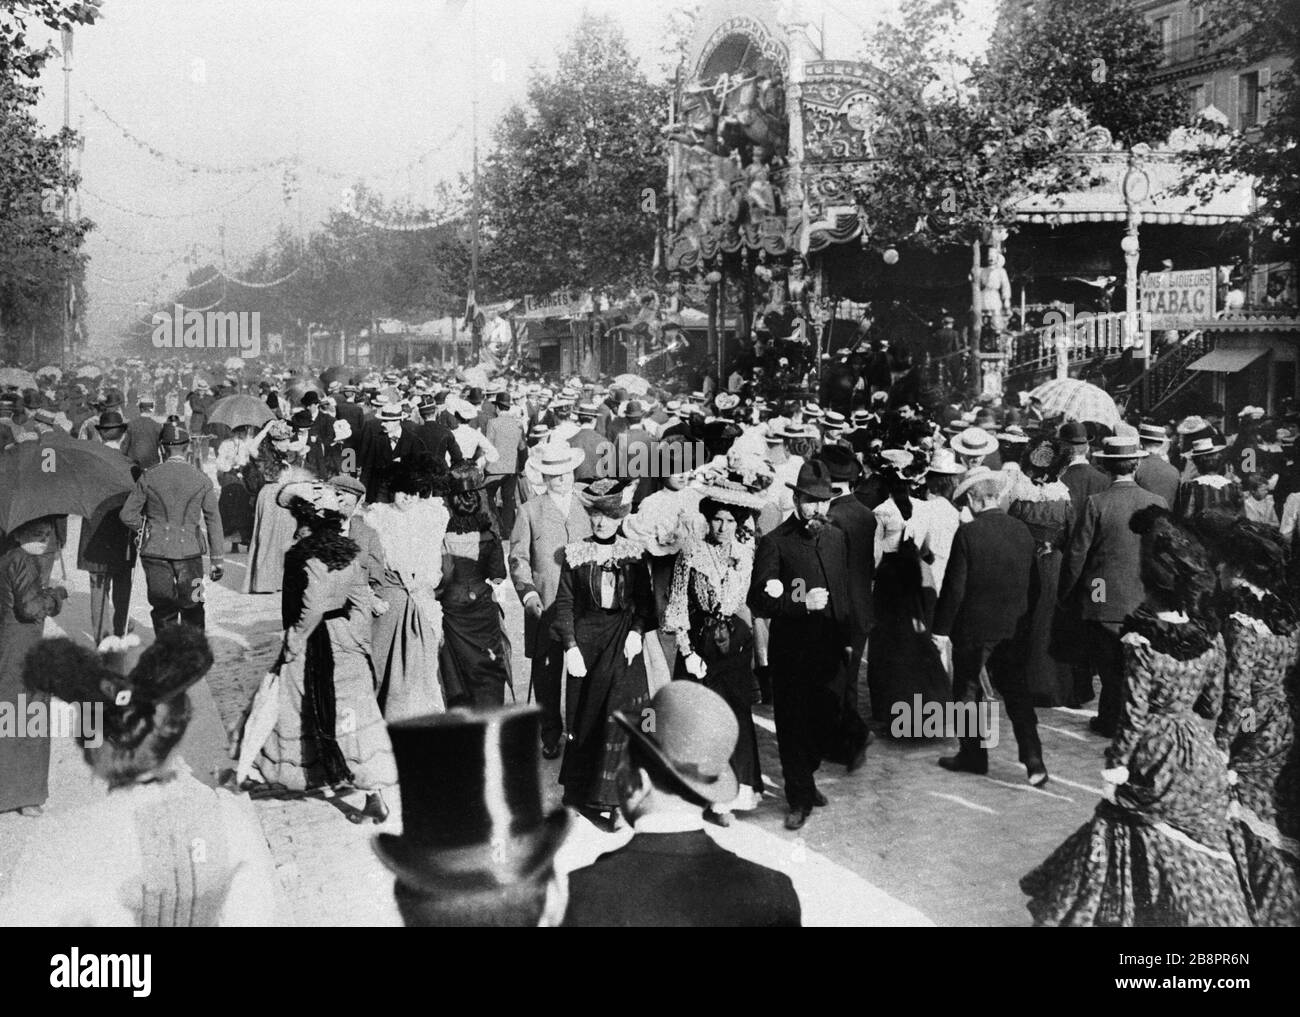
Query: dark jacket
358 418 423 503
562 830 801 927
1060 459 1111 530
1134 454 1180 510
748 515 853 645
414 418 465 473
1059 478 1167 624
119 415 163 471
827 493 876 638
933 508 1036 645
77 449 140 572
569 427 611 483
120 457 224 562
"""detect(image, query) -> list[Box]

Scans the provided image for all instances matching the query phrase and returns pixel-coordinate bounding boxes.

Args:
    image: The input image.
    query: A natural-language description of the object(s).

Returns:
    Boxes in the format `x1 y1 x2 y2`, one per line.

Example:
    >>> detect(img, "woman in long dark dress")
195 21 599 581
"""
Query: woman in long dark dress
1021 507 1251 926
663 479 766 822
0 518 67 817
553 478 654 828
1007 437 1076 707
1196 512 1300 926
437 464 511 709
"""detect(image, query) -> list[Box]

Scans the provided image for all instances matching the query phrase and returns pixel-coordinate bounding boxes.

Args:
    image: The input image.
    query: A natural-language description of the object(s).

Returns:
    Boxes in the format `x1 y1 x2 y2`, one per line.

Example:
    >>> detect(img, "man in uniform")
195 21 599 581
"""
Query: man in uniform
120 418 224 632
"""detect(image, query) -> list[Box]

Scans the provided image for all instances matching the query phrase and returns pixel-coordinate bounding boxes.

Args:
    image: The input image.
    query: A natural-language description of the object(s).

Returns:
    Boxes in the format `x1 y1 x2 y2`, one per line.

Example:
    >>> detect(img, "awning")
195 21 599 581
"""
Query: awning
1187 347 1269 373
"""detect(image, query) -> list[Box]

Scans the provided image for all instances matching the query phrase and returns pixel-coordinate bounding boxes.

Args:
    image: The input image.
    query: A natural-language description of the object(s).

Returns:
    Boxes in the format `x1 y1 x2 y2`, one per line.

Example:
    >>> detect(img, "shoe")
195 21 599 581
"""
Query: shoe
812 790 828 807
938 755 988 776
17 806 44 818
541 740 562 760
1026 761 1049 787
784 807 810 831
1088 718 1115 738
707 808 733 827
348 791 389 825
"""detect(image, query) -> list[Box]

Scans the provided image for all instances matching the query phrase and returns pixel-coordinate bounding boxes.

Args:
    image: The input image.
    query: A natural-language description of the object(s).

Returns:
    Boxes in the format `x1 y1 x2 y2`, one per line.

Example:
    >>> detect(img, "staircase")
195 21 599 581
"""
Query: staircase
1005 312 1129 383
1112 330 1214 418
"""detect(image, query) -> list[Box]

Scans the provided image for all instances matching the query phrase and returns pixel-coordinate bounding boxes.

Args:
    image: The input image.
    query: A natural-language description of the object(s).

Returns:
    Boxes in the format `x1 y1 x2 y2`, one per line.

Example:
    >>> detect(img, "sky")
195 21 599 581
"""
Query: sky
27 0 997 342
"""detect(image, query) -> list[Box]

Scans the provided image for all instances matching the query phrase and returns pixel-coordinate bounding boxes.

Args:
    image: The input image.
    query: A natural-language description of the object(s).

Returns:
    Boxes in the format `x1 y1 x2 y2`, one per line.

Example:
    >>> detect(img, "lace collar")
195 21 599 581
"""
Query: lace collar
1225 583 1297 636
564 536 645 568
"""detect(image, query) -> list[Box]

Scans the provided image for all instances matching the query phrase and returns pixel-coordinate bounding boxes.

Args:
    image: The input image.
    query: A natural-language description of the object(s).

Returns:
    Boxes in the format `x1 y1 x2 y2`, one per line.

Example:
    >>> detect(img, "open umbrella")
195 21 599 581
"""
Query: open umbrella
1028 378 1122 430
0 431 136 535
0 368 37 390
208 394 274 430
612 373 651 397
320 366 356 389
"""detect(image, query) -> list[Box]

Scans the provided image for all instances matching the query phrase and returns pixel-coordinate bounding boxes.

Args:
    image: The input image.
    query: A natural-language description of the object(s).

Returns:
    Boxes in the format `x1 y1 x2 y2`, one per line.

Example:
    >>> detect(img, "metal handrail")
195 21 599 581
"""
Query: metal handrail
1006 311 1130 377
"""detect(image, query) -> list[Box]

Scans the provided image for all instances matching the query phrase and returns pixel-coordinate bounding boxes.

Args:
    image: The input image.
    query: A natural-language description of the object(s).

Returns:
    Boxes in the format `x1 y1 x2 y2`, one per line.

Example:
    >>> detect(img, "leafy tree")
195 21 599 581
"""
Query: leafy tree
0 1 100 363
986 0 1187 146
478 12 668 299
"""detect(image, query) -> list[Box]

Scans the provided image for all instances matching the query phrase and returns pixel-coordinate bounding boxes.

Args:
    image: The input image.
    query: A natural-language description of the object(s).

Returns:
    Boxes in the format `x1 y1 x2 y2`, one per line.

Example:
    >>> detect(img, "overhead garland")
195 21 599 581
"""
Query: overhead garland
82 178 265 220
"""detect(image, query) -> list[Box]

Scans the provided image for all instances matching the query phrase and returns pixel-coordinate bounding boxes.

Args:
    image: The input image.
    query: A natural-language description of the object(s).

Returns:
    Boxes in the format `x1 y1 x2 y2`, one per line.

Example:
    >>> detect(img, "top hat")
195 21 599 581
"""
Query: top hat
614 682 738 806
373 706 570 893
95 410 127 432
815 444 861 483
1057 421 1090 445
1094 436 1149 460
787 459 835 500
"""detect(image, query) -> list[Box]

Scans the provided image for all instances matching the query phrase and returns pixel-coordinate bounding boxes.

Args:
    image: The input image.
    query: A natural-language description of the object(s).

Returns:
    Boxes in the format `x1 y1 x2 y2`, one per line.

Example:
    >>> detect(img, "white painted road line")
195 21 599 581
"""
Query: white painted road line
1048 774 1107 797
928 792 998 815
1052 706 1099 718
752 713 777 734
1040 723 1088 742
984 777 1074 803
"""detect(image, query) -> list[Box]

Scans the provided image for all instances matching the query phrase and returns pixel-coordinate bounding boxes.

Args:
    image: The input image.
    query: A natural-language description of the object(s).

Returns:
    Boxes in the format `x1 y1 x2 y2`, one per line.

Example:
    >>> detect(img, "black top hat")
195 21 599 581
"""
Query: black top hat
815 444 862 483
787 459 835 500
372 706 569 893
95 410 127 432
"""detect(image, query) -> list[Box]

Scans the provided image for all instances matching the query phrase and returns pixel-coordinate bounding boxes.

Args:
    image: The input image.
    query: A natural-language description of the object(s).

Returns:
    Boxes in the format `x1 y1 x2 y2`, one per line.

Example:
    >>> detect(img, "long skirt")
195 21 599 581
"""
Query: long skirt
868 551 949 726
673 614 762 794
217 472 254 547
440 597 510 709
561 607 651 809
1022 549 1073 707
252 617 396 792
0 634 49 813
371 585 447 721
243 483 297 594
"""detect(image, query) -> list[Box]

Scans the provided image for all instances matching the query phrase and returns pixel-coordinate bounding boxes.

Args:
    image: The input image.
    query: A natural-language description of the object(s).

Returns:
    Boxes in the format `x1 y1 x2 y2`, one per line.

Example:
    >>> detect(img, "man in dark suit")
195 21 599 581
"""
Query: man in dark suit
816 445 875 721
78 411 140 643
569 403 610 483
1134 422 1180 509
414 397 464 474
1058 421 1111 528
564 682 801 927
1059 436 1168 737
119 395 164 471
614 401 655 506
933 467 1045 784
749 461 866 831
359 403 423 504
334 385 366 474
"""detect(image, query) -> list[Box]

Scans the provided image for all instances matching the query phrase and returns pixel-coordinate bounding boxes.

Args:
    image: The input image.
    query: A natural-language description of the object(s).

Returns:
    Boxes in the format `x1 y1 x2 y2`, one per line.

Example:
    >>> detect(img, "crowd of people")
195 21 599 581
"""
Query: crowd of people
1 348 1298 927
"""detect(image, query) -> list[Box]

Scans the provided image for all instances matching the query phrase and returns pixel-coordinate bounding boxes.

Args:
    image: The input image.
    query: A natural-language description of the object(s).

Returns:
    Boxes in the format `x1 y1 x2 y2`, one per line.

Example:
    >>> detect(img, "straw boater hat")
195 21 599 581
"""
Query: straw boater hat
714 392 740 412
1138 423 1169 444
1187 433 1227 457
952 465 999 502
377 403 405 422
531 441 584 475
950 426 999 458
927 447 966 475
1094 436 1149 459
373 706 569 892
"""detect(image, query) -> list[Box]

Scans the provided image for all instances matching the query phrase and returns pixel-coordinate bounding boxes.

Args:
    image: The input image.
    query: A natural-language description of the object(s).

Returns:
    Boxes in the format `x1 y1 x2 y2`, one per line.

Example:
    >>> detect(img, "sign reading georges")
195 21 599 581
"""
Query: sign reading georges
151 303 261 358
1141 269 1216 331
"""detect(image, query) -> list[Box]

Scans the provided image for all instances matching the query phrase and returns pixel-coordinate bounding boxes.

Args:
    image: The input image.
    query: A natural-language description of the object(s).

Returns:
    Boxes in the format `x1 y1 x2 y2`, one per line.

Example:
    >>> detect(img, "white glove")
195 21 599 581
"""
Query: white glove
1101 782 1118 804
624 630 643 664
684 652 708 678
804 586 829 611
523 591 543 618
764 579 783 599
565 646 587 678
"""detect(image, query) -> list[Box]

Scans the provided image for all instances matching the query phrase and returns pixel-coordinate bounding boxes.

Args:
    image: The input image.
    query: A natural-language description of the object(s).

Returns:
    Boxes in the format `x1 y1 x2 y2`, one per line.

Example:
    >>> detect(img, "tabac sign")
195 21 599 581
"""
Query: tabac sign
1141 269 1216 330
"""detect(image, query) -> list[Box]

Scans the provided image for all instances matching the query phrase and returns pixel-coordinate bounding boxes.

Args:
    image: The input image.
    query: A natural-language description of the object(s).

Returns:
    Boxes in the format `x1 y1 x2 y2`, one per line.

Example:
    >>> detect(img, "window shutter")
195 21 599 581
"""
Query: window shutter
1260 66 1272 121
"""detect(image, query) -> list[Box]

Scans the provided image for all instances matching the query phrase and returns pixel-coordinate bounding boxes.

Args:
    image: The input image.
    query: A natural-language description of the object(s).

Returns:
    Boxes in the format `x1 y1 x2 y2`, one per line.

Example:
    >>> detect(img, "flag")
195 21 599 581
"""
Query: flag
462 288 483 331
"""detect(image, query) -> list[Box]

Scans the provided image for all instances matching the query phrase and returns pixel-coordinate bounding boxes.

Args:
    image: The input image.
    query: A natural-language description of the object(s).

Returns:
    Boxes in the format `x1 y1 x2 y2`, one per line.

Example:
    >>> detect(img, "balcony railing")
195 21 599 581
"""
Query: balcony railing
1160 32 1215 68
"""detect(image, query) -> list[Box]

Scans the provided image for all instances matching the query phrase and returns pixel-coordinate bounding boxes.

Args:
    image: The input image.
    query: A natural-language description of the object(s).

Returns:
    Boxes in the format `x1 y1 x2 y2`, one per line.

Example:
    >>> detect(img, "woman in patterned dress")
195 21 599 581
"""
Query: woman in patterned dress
663 474 766 822
1021 506 1251 926
553 478 654 828
1197 512 1300 925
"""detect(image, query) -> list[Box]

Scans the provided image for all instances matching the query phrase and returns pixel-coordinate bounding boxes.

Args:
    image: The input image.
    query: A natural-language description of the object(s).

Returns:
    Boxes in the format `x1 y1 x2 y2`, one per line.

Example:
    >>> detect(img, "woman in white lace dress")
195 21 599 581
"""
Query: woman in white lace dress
365 462 451 720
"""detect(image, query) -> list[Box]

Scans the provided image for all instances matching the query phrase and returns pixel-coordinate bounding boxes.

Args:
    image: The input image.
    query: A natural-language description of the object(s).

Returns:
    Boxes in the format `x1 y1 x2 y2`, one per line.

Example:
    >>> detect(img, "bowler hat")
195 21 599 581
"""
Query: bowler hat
815 444 862 483
373 706 569 892
1058 421 1090 445
95 410 127 432
787 459 835 500
614 682 739 806
159 419 190 445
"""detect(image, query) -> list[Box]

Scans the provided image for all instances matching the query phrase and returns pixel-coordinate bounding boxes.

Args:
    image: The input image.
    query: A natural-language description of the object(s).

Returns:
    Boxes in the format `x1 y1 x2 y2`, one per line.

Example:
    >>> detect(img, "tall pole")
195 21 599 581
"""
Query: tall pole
469 0 482 365
61 27 73 371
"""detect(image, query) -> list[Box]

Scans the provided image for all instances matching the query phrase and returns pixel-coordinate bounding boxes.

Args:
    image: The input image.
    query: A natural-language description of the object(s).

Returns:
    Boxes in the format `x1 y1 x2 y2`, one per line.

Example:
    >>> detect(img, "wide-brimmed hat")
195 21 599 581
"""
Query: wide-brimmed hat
614 682 738 806
582 476 635 518
1187 434 1227 457
275 480 339 511
952 465 999 502
373 706 570 893
815 444 861 483
927 447 966 475
531 441 584 475
1094 436 1148 460
714 392 740 412
787 459 834 500
778 422 818 440
950 426 999 458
